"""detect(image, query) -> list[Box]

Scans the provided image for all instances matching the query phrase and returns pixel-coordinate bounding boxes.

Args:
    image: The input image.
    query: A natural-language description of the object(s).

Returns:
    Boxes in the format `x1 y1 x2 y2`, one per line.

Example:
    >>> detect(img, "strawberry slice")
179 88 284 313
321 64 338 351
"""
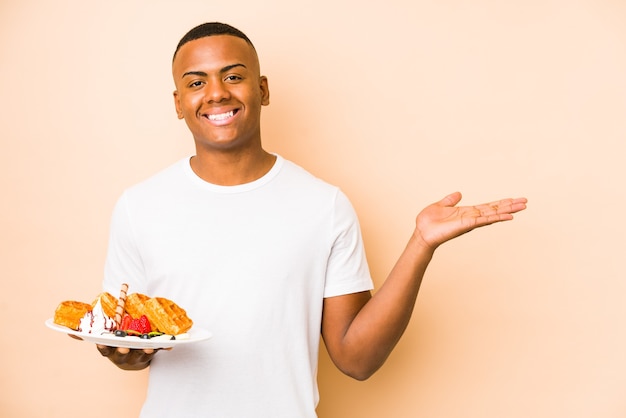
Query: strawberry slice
119 314 132 331
128 318 141 332
138 315 152 334
125 315 152 334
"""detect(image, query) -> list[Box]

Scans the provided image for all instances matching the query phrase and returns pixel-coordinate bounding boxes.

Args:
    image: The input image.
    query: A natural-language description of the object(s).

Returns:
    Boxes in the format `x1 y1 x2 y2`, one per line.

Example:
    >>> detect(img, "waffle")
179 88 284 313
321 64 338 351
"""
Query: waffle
53 301 93 330
92 292 118 318
143 297 193 335
125 292 150 319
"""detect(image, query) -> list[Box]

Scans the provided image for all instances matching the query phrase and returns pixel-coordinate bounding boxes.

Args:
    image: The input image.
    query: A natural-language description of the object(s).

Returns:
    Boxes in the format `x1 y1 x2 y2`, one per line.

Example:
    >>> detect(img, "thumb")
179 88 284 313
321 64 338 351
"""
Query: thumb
438 191 462 207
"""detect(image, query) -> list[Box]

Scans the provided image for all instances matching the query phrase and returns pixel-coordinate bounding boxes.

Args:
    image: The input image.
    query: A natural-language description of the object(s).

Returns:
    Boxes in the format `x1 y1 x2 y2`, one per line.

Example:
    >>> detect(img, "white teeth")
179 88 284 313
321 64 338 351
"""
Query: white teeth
207 111 234 121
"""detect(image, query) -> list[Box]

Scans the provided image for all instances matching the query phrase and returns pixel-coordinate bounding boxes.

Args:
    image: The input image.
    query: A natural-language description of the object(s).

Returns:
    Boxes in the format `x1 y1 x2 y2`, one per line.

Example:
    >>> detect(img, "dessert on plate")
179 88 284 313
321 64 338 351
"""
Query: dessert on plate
52 283 193 341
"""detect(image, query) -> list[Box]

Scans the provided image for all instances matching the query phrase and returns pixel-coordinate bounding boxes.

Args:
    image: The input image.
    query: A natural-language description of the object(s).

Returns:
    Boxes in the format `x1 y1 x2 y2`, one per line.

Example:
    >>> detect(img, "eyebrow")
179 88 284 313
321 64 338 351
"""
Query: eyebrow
181 63 247 79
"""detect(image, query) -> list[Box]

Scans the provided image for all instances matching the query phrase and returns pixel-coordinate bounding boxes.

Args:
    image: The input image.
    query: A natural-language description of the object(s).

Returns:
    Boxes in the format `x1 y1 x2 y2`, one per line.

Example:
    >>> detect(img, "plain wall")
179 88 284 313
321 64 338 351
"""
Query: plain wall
2 0 625 417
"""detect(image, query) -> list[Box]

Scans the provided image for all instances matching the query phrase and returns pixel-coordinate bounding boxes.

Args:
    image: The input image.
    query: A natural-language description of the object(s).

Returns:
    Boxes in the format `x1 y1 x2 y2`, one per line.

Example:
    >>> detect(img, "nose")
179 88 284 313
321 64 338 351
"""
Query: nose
204 78 230 103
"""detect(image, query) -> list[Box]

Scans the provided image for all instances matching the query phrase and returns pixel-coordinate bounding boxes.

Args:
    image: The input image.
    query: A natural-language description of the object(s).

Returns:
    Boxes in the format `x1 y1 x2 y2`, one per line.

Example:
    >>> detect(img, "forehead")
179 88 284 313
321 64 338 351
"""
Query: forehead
172 35 259 76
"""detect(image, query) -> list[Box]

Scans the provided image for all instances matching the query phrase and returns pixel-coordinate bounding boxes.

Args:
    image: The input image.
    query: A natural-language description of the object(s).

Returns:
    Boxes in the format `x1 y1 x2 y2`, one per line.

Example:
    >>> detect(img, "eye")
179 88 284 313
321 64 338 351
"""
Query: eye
224 75 242 83
188 80 204 88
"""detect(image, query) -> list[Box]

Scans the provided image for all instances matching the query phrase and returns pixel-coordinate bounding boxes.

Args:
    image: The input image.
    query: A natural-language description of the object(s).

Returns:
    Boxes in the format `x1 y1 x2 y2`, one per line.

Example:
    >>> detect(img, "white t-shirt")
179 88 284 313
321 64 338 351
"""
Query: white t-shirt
103 155 373 417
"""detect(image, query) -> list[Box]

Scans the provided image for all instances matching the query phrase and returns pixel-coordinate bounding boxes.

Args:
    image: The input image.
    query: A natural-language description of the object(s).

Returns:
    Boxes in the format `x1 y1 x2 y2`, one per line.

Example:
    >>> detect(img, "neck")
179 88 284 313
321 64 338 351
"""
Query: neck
189 148 276 186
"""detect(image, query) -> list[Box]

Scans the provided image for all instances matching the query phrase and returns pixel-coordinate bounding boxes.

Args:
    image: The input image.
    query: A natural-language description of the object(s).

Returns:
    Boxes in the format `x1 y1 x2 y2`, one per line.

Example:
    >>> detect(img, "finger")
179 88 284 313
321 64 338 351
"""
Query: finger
482 213 514 224
117 347 130 355
98 346 130 363
107 347 135 365
476 205 515 220
96 344 115 357
477 197 527 216
489 197 527 209
96 344 129 357
507 197 528 214
97 345 158 357
438 191 462 207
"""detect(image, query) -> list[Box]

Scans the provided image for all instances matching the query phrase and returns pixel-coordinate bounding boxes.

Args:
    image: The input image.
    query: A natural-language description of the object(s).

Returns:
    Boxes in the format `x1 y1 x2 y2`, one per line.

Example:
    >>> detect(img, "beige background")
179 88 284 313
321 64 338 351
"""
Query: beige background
2 0 625 417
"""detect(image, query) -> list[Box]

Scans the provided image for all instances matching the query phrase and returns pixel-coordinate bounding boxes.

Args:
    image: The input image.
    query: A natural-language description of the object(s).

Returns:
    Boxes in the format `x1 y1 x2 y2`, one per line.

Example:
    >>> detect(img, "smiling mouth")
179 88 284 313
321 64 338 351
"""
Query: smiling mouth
206 110 236 121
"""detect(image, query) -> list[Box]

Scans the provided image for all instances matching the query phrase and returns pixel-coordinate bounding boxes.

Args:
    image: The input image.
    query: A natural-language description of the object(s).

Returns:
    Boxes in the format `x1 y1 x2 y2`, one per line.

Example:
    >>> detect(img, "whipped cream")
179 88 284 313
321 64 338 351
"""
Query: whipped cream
78 297 116 334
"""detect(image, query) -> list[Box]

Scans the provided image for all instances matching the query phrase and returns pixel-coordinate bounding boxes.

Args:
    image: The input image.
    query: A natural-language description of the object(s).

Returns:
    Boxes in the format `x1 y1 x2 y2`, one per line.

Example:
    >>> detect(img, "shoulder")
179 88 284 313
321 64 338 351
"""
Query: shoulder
108 158 191 218
122 157 190 199
277 157 340 194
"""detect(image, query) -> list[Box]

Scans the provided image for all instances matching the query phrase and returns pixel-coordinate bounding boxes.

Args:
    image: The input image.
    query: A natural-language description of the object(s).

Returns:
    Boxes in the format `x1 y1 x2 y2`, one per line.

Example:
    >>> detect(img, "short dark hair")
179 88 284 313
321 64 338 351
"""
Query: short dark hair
173 22 255 61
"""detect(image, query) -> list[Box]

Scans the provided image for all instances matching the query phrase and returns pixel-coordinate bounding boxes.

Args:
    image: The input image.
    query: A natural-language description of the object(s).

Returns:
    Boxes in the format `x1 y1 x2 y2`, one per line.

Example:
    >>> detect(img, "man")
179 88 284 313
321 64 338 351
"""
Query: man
97 22 527 417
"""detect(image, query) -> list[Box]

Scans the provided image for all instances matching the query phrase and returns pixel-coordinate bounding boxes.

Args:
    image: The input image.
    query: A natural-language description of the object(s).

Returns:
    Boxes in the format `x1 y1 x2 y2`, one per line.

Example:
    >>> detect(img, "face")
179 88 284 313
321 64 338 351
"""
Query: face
172 35 270 153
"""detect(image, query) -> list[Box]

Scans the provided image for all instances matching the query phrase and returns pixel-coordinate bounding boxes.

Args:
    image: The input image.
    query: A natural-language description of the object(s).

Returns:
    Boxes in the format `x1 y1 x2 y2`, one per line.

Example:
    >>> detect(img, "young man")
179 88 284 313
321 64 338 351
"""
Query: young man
97 22 527 417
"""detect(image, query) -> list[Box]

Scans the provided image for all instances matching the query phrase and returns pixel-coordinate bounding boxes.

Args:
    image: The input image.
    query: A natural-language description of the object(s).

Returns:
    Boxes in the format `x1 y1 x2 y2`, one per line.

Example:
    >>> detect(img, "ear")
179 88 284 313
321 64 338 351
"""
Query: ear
259 76 270 106
173 90 184 119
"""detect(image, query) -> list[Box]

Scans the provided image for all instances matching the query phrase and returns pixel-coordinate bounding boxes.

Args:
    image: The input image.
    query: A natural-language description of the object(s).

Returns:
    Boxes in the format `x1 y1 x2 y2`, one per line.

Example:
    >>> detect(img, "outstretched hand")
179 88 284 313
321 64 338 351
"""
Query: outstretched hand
414 192 527 250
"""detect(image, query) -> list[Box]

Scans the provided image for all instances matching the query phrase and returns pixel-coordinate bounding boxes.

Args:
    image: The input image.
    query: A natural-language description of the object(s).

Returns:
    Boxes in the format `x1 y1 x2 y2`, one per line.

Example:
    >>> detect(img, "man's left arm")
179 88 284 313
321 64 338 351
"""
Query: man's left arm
321 192 527 380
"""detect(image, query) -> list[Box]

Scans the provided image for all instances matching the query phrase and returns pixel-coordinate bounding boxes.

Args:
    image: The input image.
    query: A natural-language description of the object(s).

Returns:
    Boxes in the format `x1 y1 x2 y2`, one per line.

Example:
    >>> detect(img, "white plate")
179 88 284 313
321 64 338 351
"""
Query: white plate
45 318 211 349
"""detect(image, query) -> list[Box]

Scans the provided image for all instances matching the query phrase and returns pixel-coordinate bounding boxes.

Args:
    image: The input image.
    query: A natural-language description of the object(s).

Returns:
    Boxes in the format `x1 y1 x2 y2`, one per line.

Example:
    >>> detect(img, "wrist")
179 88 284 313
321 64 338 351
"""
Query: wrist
408 231 437 257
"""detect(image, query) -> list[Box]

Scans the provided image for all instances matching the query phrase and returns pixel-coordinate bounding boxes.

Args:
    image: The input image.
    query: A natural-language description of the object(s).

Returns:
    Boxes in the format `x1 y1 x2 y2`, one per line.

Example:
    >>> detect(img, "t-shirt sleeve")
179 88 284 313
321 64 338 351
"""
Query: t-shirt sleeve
102 192 148 295
323 190 374 298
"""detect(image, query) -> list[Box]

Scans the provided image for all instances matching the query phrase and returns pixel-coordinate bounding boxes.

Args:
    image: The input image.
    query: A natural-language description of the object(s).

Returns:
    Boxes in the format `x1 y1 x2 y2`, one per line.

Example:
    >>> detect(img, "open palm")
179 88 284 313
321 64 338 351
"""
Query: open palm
415 192 528 249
